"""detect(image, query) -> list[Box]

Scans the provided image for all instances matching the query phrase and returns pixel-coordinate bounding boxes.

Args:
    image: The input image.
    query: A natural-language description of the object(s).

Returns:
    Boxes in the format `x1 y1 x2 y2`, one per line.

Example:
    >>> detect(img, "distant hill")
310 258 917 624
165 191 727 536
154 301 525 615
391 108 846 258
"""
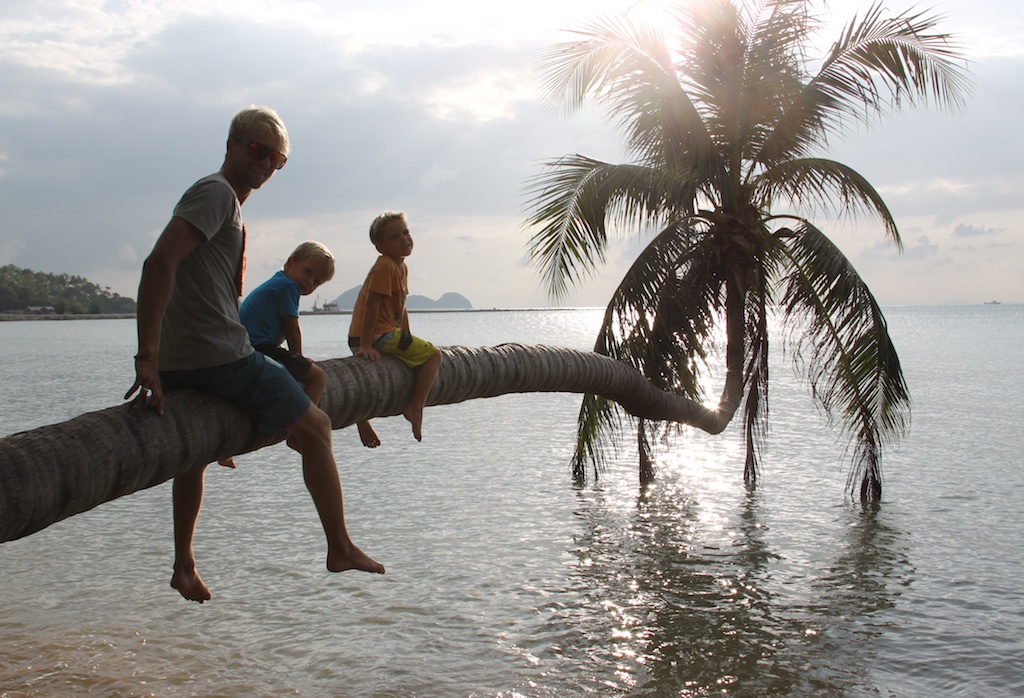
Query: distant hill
329 286 472 311
0 264 137 315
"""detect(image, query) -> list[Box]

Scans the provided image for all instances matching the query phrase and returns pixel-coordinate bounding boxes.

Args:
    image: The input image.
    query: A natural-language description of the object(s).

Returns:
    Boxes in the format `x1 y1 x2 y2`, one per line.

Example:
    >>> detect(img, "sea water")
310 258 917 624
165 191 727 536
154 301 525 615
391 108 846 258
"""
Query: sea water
0 306 1022 697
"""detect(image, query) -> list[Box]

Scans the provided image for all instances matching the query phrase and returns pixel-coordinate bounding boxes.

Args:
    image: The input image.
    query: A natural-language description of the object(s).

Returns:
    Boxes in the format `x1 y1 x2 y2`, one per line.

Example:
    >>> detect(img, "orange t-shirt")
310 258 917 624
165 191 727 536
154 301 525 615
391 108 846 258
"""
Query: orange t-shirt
348 255 408 340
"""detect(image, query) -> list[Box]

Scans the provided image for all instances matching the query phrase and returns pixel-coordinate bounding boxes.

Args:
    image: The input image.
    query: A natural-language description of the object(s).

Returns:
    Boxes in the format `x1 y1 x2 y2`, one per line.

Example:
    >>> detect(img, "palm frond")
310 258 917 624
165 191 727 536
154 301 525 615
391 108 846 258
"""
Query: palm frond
757 1 969 165
538 14 671 113
742 258 773 483
571 392 622 481
812 1 970 129
572 218 722 475
756 157 900 246
538 12 721 185
524 157 675 299
777 220 910 498
601 220 720 386
673 0 810 167
734 0 815 167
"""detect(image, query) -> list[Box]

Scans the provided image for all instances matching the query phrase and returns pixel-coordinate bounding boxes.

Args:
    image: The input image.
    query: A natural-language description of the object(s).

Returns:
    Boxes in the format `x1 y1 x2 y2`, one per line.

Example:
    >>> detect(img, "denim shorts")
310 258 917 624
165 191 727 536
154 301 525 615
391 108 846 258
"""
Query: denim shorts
159 351 310 435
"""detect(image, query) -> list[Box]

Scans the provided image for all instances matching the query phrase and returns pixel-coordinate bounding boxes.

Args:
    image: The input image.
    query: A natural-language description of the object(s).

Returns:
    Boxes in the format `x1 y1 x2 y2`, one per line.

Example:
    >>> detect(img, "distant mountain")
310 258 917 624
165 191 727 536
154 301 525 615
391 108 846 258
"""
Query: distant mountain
331 286 361 310
409 292 473 310
329 286 472 311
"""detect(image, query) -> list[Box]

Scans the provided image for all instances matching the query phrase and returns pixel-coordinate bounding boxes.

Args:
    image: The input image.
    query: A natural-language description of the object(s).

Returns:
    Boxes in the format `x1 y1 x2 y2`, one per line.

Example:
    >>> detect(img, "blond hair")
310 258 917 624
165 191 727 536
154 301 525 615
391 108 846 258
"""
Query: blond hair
228 105 290 154
289 241 335 281
368 210 407 244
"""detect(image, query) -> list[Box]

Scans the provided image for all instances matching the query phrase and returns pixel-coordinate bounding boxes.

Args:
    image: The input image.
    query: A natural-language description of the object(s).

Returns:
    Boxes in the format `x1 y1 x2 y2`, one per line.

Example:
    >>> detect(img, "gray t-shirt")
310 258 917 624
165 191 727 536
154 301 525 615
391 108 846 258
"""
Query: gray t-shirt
158 173 254 370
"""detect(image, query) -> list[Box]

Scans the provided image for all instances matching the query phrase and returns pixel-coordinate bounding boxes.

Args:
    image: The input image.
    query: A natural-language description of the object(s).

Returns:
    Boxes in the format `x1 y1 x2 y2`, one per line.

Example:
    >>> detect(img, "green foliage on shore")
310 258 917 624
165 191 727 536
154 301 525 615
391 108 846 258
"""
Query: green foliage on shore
0 264 137 315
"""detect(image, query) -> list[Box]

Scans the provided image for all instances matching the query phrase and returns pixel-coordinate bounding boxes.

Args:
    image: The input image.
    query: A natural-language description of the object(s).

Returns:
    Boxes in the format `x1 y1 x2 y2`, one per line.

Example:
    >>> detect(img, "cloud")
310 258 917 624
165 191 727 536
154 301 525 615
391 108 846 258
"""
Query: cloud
857 235 938 265
953 223 998 238
1 0 1023 307
903 236 941 261
419 165 460 188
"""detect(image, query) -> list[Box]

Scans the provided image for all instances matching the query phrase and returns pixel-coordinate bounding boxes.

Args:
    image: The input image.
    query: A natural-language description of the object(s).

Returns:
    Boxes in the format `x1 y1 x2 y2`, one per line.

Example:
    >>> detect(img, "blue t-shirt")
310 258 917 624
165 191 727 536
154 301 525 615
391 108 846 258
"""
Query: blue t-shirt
239 270 300 347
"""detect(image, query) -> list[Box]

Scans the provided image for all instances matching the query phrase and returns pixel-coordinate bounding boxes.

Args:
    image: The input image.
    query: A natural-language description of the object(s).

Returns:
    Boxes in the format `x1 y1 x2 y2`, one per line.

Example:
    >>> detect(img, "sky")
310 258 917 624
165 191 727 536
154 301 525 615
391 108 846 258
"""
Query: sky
1 0 1021 310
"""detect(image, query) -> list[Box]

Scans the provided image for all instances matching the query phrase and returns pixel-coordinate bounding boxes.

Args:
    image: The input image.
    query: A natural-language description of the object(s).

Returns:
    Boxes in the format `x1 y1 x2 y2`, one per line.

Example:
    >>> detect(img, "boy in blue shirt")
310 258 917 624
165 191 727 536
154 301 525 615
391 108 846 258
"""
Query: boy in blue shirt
240 240 334 404
223 241 334 467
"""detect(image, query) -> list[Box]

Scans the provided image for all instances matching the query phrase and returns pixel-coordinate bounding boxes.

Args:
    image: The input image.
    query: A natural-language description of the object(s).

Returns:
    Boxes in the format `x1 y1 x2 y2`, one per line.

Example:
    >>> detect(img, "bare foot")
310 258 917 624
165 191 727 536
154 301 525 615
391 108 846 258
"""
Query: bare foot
171 565 212 603
217 457 236 469
357 421 381 448
327 542 385 574
402 405 423 442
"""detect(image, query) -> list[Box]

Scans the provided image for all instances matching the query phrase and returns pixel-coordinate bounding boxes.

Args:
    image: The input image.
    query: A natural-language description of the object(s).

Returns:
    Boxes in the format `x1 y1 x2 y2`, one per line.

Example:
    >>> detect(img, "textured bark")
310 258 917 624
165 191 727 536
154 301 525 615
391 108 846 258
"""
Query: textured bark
0 344 735 544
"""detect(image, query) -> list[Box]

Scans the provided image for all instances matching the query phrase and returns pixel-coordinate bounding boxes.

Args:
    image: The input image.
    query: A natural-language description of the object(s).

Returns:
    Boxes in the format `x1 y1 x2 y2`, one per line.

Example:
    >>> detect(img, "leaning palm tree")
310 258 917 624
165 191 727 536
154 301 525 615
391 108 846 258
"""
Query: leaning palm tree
525 0 969 499
0 343 740 544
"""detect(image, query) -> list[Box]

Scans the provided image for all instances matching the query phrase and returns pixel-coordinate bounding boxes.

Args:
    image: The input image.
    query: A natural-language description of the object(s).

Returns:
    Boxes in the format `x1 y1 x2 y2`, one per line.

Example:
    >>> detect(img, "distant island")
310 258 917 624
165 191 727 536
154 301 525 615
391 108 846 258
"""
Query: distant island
0 264 137 316
305 286 473 314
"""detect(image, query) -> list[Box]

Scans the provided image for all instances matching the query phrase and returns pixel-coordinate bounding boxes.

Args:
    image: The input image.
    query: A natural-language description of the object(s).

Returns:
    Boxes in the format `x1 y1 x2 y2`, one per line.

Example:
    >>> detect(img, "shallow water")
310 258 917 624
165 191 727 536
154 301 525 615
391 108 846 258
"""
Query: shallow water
1 306 1022 696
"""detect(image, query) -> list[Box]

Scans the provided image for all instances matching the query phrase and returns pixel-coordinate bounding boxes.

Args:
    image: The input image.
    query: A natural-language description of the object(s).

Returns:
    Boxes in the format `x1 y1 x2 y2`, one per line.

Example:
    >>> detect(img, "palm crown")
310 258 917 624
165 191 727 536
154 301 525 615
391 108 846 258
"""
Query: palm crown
524 0 969 499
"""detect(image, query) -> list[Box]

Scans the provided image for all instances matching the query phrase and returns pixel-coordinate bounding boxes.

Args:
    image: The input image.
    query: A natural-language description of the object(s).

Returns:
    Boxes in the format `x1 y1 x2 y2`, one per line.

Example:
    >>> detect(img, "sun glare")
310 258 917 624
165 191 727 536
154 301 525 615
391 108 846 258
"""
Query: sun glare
424 70 537 122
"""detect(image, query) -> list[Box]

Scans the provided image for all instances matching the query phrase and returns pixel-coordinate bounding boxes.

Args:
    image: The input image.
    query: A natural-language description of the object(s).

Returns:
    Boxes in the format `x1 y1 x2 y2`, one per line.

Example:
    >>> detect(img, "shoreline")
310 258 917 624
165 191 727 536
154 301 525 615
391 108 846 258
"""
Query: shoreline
2 303 1011 323
0 313 137 322
0 308 601 322
300 307 601 316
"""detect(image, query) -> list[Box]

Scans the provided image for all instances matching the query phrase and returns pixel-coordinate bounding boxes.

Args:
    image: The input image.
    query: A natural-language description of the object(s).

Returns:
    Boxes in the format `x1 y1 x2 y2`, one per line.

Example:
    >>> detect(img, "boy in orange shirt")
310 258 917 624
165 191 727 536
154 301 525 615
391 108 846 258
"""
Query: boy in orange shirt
348 211 442 445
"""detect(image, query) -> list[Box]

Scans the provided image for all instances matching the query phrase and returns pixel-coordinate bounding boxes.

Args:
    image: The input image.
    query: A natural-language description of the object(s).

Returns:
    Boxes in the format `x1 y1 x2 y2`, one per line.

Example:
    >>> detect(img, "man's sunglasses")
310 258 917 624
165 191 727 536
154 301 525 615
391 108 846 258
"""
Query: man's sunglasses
235 138 287 170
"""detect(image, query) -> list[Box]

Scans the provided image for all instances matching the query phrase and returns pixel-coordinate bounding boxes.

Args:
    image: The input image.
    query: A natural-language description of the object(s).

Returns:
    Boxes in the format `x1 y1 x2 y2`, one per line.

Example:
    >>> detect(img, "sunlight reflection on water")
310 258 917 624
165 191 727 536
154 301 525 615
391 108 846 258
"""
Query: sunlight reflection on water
1 307 1023 696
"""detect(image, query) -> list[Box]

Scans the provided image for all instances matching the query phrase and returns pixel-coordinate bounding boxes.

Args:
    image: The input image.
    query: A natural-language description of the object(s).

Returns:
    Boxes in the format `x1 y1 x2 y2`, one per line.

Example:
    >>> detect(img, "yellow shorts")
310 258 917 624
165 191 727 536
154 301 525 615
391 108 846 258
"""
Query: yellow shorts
374 329 438 368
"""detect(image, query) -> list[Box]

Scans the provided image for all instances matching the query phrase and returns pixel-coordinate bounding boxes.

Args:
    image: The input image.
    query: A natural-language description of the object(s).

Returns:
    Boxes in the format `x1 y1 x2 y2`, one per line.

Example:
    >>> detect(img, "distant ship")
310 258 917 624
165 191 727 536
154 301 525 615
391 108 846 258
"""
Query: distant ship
984 300 1001 305
310 296 341 313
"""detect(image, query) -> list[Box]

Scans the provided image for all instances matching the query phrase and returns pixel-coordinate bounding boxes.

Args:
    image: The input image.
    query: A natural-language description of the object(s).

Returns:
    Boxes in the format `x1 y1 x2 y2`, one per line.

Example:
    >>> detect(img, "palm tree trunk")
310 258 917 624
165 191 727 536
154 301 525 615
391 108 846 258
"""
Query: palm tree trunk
638 420 654 487
1 343 739 544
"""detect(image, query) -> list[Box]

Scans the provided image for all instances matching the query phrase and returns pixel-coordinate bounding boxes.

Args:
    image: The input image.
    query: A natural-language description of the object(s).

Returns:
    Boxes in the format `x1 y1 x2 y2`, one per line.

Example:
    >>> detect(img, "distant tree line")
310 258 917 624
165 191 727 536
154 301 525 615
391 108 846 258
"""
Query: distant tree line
0 264 137 315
